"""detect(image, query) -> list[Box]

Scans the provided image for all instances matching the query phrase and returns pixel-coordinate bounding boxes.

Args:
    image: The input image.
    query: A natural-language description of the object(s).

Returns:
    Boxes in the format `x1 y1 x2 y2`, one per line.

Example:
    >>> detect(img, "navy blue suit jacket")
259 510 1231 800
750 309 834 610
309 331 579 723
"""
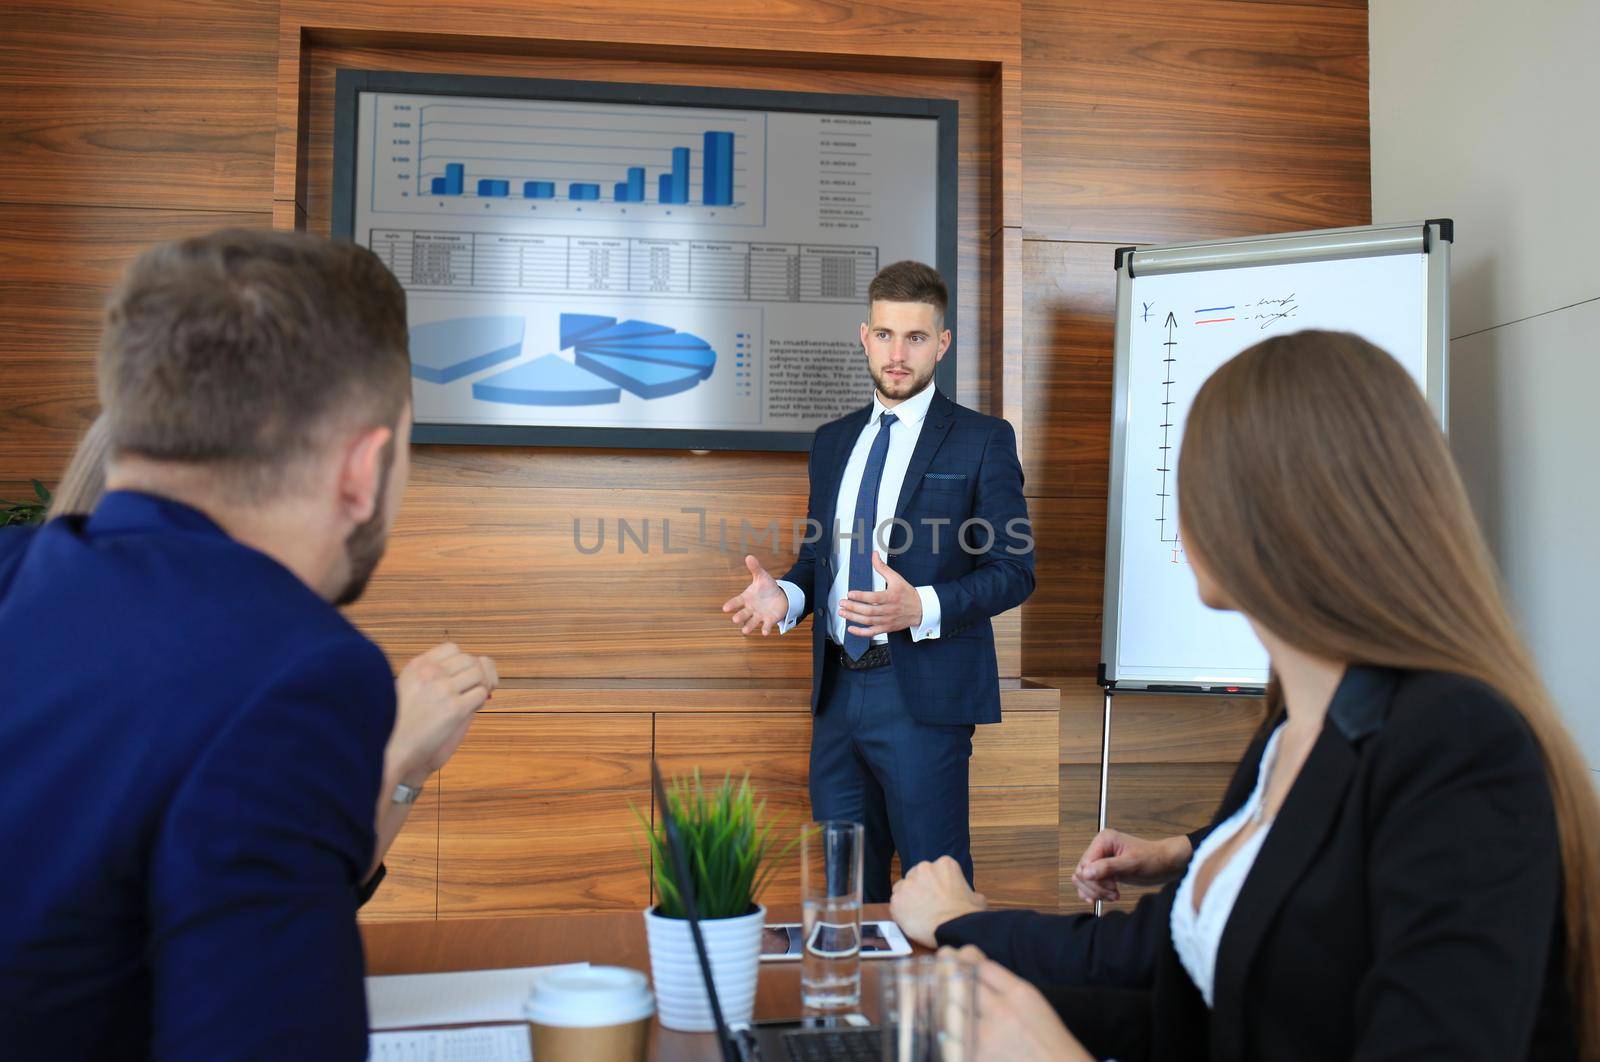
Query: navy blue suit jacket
0 492 395 1061
780 390 1034 724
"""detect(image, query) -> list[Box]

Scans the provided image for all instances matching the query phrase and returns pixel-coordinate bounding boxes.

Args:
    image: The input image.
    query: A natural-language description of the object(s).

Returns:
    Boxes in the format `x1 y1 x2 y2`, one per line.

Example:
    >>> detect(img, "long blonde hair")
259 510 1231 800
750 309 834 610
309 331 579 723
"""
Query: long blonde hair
47 414 111 519
1179 330 1599 1053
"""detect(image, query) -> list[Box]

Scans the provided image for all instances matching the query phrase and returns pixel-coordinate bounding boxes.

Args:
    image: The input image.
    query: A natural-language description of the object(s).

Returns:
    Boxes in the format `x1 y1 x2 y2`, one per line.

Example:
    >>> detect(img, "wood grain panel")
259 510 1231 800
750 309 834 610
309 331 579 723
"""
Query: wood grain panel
0 203 271 486
1019 494 1106 679
0 1 276 212
974 825 1059 909
438 789 650 916
279 0 1019 71
1019 239 1118 498
972 709 1057 787
476 684 1057 714
406 447 808 495
1058 762 1103 911
359 784 438 923
350 482 814 680
1022 0 1370 243
1058 681 1268 765
448 713 651 790
656 712 812 793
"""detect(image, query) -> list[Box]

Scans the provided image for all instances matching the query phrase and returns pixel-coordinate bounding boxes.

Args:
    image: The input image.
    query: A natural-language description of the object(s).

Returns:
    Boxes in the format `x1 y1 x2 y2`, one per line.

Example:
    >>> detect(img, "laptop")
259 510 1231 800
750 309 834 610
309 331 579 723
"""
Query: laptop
650 762 881 1062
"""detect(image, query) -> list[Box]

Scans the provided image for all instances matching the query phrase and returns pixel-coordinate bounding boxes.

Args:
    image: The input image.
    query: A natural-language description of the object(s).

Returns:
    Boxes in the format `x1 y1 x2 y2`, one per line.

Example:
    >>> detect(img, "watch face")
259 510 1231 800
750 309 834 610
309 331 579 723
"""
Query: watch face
392 782 422 804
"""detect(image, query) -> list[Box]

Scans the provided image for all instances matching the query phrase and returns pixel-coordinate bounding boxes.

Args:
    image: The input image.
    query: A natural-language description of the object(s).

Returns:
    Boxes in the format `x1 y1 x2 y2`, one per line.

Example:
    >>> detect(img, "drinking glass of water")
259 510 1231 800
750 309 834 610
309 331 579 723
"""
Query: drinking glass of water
880 954 978 1061
800 820 864 1010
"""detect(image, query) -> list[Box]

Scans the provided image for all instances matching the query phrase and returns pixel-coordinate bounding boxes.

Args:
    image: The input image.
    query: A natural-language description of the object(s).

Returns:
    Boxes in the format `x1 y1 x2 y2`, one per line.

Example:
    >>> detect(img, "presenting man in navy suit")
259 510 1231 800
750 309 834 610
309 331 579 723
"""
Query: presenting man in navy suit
0 230 445 1060
723 261 1034 902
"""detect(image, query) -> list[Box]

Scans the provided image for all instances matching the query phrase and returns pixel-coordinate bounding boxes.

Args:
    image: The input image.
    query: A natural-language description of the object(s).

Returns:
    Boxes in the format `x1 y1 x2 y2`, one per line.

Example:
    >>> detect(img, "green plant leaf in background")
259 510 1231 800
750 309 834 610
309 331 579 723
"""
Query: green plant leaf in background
0 480 51 528
633 769 810 920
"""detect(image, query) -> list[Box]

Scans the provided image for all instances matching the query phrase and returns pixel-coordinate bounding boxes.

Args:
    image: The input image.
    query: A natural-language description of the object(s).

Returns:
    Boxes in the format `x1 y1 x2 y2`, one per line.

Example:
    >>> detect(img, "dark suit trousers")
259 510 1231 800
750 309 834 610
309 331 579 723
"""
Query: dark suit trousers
809 651 975 903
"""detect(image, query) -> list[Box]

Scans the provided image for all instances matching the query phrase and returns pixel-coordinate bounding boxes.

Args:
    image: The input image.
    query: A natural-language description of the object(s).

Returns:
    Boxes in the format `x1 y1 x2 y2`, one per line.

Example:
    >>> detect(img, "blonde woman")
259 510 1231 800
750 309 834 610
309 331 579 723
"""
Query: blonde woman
894 331 1596 1060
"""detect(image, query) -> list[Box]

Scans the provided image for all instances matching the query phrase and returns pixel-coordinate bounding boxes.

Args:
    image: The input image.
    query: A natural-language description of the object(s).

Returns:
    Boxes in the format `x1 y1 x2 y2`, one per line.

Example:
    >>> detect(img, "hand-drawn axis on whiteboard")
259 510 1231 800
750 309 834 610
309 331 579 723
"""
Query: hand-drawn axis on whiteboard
1156 311 1185 564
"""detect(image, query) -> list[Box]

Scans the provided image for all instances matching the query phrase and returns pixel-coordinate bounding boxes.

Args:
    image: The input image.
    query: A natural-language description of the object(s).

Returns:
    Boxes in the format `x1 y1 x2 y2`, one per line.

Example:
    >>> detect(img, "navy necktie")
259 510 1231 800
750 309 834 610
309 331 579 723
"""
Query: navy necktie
844 411 898 660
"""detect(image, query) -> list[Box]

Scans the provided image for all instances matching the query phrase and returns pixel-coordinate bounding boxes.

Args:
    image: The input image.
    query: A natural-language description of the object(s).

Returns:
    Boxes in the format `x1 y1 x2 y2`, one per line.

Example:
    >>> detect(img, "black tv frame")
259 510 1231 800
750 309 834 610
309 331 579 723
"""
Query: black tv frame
331 68 959 452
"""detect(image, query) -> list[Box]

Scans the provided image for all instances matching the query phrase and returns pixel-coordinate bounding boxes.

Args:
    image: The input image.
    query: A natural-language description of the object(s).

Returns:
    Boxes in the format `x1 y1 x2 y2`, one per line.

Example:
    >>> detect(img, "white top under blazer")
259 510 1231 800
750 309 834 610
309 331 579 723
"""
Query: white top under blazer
1169 724 1286 1008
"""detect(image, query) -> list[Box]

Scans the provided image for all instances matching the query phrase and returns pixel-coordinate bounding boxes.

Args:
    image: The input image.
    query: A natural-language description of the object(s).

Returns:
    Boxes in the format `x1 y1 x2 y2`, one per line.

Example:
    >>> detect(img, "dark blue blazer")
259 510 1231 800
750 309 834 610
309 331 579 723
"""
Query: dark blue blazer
780 390 1034 725
0 492 395 1061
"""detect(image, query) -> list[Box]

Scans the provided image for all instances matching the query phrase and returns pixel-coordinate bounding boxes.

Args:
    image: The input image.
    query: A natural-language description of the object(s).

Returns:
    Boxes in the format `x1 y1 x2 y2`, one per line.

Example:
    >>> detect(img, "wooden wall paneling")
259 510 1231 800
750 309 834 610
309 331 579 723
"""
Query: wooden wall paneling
359 784 438 923
1021 0 1370 243
1019 495 1107 678
0 204 271 487
349 482 817 679
971 708 1057 787
1019 239 1119 498
0 0 278 213
480 685 813 714
279 0 1021 67
437 713 652 916
403 446 808 495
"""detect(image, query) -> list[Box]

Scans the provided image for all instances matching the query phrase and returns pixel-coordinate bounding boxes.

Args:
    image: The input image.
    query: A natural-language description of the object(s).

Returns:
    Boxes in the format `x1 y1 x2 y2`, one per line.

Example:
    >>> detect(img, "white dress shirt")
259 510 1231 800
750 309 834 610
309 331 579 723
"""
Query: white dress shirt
775 384 942 646
1169 723 1285 1008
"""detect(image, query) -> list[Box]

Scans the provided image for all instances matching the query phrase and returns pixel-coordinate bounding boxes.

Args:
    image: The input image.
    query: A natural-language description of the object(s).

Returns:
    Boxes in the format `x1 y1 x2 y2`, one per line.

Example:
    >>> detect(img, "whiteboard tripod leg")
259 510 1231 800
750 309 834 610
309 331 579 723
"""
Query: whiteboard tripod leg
1094 688 1113 918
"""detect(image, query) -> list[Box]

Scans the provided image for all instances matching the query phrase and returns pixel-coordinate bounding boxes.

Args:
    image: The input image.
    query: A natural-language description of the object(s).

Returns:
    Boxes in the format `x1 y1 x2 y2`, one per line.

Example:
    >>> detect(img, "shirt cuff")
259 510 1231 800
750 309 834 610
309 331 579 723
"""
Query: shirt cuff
910 585 942 641
775 579 805 634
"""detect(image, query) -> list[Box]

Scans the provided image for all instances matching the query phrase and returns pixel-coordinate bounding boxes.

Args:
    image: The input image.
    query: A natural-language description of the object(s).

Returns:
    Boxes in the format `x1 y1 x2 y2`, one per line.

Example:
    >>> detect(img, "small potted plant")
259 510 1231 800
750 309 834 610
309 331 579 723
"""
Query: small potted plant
1 480 51 528
639 770 800 1032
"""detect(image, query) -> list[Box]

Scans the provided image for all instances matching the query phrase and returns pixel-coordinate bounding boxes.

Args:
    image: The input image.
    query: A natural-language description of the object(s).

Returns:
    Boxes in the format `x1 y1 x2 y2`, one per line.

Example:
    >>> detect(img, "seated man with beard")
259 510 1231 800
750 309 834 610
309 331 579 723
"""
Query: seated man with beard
0 230 421 1061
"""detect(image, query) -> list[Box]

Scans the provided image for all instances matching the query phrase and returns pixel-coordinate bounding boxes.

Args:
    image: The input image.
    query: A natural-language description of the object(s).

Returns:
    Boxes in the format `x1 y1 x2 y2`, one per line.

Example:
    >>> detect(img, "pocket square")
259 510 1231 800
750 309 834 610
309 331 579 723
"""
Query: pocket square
924 472 967 480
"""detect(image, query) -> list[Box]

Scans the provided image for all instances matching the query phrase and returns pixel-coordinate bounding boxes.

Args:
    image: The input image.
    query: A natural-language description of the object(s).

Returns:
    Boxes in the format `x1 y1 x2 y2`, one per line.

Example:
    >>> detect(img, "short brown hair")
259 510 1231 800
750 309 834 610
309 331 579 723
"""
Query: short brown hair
98 228 411 496
868 260 948 321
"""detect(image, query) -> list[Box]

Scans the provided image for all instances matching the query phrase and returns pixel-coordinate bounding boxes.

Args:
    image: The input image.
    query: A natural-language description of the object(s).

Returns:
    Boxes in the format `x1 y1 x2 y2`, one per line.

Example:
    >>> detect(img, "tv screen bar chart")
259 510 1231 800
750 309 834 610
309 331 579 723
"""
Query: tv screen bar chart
370 93 766 225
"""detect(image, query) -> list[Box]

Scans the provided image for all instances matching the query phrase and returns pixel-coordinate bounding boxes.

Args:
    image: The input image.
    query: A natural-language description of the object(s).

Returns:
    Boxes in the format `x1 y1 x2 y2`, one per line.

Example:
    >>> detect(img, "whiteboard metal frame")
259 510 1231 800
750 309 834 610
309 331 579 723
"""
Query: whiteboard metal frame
1099 220 1452 692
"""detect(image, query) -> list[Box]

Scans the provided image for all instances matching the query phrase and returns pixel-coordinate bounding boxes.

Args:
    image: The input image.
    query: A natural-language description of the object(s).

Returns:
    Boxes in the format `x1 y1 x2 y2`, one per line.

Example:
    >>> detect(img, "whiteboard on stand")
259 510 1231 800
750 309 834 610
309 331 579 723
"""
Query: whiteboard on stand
1100 221 1452 692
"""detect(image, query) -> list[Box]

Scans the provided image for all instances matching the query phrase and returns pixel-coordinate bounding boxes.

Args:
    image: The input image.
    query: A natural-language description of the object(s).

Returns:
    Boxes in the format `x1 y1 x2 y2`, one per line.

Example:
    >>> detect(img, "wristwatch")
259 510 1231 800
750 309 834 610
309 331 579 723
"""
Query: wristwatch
391 780 424 805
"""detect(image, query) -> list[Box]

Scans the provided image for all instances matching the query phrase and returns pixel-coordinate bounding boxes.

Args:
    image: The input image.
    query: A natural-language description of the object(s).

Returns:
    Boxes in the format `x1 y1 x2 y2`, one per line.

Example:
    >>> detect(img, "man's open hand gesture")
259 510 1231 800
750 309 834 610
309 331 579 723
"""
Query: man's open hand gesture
721 554 789 636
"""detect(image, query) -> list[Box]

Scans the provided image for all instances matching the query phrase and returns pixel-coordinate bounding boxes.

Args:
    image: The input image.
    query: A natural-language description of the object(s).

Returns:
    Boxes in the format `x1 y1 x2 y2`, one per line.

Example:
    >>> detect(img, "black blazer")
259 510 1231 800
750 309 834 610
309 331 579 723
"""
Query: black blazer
778 390 1034 725
939 667 1577 1060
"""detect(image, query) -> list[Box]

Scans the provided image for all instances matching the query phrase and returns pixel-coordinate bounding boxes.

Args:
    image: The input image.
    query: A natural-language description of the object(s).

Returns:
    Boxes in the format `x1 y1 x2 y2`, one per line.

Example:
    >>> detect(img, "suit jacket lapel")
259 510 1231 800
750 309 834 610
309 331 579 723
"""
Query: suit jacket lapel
1208 667 1399 1061
893 390 956 521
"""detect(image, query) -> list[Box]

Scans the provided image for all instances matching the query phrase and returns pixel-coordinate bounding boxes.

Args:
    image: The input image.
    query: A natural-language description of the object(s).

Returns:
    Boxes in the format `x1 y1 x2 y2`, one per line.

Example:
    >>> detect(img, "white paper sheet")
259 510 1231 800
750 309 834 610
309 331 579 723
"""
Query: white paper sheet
367 1024 531 1062
366 963 588 1029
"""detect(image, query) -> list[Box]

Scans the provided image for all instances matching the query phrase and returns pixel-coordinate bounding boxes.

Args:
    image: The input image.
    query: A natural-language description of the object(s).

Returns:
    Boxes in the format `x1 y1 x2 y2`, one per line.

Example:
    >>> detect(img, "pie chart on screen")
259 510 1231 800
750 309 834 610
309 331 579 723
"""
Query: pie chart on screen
410 313 717 407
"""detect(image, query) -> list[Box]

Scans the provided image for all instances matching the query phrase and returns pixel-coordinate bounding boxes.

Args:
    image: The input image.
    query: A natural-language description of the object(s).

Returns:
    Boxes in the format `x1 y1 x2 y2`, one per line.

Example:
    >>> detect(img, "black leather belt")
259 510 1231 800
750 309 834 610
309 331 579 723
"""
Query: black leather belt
834 642 892 670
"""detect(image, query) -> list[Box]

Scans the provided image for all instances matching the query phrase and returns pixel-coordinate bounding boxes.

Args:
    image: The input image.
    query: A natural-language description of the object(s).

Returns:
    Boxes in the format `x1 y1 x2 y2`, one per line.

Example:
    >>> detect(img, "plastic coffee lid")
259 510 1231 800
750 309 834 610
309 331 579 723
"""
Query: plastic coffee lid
523 965 655 1027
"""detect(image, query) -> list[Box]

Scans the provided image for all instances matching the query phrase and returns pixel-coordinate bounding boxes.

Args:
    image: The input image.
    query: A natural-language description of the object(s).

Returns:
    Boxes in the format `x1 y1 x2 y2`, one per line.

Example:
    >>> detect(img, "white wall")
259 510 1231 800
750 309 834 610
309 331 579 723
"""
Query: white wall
1371 0 1600 774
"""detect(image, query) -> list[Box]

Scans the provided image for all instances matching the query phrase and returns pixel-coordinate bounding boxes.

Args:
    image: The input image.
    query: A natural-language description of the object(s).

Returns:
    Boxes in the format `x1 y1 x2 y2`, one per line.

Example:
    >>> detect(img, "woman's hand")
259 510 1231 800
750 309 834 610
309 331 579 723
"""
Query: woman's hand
890 856 988 948
946 945 1095 1062
1072 829 1193 905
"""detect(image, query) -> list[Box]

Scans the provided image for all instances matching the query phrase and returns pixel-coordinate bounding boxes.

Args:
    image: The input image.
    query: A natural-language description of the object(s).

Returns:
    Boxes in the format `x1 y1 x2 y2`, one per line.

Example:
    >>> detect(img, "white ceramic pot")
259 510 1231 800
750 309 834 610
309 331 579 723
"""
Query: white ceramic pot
643 903 765 1032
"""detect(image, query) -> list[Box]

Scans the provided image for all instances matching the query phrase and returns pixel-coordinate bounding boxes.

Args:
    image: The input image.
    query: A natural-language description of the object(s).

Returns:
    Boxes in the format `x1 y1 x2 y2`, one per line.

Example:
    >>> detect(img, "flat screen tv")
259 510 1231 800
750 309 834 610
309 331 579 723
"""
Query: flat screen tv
332 69 957 450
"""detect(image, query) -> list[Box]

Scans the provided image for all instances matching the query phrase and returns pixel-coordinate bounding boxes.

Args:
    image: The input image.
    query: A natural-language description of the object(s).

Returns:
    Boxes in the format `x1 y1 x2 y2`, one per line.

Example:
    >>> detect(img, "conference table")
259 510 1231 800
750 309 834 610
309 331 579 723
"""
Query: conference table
363 903 915 1060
